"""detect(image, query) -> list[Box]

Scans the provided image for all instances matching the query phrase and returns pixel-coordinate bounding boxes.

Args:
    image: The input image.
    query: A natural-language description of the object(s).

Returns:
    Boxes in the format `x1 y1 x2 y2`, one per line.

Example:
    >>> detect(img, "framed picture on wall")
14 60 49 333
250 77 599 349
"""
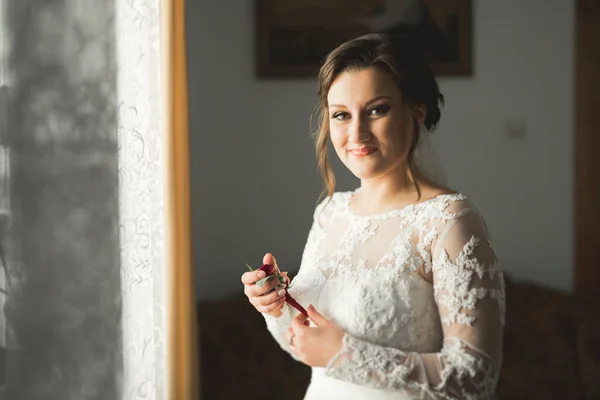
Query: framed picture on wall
255 0 472 78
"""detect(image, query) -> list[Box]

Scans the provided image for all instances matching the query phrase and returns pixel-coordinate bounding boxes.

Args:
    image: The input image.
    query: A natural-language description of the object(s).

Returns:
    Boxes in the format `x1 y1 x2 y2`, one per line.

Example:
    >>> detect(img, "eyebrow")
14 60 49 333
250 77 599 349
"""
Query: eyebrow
329 95 393 109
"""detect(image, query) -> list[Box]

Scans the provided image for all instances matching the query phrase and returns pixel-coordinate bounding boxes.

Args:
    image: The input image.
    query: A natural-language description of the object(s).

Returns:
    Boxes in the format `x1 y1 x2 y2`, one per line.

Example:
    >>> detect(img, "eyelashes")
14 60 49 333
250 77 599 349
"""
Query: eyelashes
332 111 350 121
331 104 391 121
368 104 390 116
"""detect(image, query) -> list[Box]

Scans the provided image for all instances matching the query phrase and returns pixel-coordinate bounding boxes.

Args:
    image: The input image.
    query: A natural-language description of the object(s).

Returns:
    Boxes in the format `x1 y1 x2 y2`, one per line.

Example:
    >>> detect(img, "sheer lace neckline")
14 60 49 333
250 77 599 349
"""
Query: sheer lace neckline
341 188 465 220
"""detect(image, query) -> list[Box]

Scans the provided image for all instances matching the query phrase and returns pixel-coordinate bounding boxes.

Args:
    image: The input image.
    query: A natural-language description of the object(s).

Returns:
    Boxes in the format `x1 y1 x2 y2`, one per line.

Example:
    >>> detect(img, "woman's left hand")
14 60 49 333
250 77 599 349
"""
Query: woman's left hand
286 304 345 367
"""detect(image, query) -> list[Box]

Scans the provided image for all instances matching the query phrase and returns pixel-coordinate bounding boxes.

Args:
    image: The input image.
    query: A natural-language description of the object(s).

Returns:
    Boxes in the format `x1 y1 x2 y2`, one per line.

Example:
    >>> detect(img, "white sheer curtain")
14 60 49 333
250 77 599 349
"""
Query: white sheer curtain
0 0 171 398
0 0 13 364
117 0 167 399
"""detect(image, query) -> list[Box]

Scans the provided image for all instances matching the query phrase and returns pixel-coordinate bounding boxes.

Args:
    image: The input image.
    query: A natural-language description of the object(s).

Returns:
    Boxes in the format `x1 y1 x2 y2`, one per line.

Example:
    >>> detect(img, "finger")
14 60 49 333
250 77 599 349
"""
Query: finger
252 286 287 307
243 284 254 299
280 271 291 286
241 269 267 285
306 304 327 326
257 296 285 313
243 282 274 299
264 275 285 291
291 312 309 331
251 275 283 296
255 297 284 313
245 283 260 298
263 253 279 273
286 328 299 353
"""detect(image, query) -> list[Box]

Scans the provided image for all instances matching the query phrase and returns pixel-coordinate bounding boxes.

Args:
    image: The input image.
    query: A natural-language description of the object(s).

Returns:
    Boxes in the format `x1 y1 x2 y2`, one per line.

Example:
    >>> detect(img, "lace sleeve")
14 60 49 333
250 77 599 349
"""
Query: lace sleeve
262 304 301 361
261 197 330 362
325 211 506 399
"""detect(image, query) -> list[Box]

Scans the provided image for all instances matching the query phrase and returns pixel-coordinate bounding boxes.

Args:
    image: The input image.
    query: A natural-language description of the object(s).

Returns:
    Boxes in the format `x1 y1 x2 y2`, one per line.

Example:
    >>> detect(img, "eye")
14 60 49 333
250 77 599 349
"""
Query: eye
368 104 390 116
332 111 350 121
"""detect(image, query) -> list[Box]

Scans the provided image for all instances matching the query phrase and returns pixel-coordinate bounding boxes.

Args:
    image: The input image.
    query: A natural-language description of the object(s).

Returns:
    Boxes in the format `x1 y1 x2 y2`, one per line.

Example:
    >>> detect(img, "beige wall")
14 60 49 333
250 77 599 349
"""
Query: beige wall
188 0 575 300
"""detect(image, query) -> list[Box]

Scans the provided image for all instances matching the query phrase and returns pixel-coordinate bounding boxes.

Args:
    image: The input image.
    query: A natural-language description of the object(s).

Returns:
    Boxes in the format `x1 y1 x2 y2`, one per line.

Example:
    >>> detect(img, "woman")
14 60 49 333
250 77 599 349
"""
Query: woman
241 33 505 400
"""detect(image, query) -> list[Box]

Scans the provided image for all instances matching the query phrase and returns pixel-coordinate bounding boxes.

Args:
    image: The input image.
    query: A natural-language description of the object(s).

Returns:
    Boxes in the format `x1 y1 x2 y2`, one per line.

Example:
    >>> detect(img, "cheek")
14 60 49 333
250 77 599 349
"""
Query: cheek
380 119 411 149
329 126 347 152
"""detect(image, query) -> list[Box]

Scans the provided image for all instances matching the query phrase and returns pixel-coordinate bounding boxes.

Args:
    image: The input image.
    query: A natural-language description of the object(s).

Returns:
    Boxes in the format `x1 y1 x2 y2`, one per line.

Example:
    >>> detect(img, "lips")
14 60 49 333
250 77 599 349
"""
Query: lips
349 147 378 156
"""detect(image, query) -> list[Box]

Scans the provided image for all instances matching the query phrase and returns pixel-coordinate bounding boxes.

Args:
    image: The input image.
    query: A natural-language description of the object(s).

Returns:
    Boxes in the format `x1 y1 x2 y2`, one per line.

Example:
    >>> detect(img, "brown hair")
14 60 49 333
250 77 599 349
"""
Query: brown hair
313 33 444 202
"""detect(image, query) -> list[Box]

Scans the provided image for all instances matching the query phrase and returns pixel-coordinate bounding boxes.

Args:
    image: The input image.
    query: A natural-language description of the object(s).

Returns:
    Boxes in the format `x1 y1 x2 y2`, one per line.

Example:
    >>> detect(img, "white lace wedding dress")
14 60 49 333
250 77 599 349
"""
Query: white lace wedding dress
263 189 505 400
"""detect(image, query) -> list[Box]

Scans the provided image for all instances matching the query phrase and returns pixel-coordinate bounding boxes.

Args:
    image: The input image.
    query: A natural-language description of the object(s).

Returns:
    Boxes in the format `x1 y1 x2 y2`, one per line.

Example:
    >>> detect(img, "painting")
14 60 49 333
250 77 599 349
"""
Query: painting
255 0 472 78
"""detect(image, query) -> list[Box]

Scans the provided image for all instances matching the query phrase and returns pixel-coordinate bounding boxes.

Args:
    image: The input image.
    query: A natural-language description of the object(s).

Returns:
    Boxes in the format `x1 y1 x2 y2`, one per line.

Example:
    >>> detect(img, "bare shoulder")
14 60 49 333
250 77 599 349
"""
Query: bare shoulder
418 182 459 202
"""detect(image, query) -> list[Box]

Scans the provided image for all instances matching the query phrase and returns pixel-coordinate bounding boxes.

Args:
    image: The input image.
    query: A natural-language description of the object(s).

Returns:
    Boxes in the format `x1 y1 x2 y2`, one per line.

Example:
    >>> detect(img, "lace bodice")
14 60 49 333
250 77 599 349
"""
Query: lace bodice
263 190 506 400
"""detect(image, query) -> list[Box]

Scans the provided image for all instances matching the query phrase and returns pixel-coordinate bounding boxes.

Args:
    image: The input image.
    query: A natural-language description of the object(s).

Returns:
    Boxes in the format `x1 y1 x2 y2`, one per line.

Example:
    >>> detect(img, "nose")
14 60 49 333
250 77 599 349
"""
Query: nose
348 115 371 143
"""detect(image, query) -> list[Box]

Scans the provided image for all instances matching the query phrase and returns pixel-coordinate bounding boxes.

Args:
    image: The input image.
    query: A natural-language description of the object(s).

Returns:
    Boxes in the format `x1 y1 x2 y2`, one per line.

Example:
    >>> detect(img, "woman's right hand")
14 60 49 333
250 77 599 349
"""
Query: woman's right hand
241 253 290 317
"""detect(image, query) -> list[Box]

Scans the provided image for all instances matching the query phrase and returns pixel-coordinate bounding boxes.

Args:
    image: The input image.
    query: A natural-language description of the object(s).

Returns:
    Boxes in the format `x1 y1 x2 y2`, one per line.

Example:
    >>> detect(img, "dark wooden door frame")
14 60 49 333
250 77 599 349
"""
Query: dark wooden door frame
574 0 600 302
574 3 600 397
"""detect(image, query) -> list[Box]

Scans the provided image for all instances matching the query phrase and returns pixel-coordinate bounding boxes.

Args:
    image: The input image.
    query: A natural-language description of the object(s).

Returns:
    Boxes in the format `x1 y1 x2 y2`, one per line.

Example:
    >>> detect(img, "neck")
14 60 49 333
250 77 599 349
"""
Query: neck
355 164 425 212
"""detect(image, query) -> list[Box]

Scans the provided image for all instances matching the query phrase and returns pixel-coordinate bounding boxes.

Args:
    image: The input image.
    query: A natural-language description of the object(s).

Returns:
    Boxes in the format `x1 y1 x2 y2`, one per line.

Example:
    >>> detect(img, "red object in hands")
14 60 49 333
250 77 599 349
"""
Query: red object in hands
255 263 308 317
283 293 307 317
258 264 276 276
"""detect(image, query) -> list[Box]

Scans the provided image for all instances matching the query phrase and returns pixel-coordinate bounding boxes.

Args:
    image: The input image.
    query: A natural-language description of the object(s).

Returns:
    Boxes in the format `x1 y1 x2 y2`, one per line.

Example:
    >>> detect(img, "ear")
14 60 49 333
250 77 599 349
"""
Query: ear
413 104 427 128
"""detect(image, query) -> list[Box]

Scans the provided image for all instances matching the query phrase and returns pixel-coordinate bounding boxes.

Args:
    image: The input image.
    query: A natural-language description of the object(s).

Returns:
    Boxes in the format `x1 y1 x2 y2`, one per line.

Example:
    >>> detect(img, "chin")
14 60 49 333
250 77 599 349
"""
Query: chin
345 158 403 181
346 164 385 180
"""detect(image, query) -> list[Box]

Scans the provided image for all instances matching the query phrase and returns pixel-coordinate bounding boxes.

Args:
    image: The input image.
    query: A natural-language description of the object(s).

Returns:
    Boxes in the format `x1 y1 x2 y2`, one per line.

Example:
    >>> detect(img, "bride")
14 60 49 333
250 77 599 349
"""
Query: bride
241 33 505 400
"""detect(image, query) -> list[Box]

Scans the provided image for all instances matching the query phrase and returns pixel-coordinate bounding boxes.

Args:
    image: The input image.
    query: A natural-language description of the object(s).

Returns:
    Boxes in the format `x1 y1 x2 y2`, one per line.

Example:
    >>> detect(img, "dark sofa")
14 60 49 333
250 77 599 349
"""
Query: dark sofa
197 276 600 399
